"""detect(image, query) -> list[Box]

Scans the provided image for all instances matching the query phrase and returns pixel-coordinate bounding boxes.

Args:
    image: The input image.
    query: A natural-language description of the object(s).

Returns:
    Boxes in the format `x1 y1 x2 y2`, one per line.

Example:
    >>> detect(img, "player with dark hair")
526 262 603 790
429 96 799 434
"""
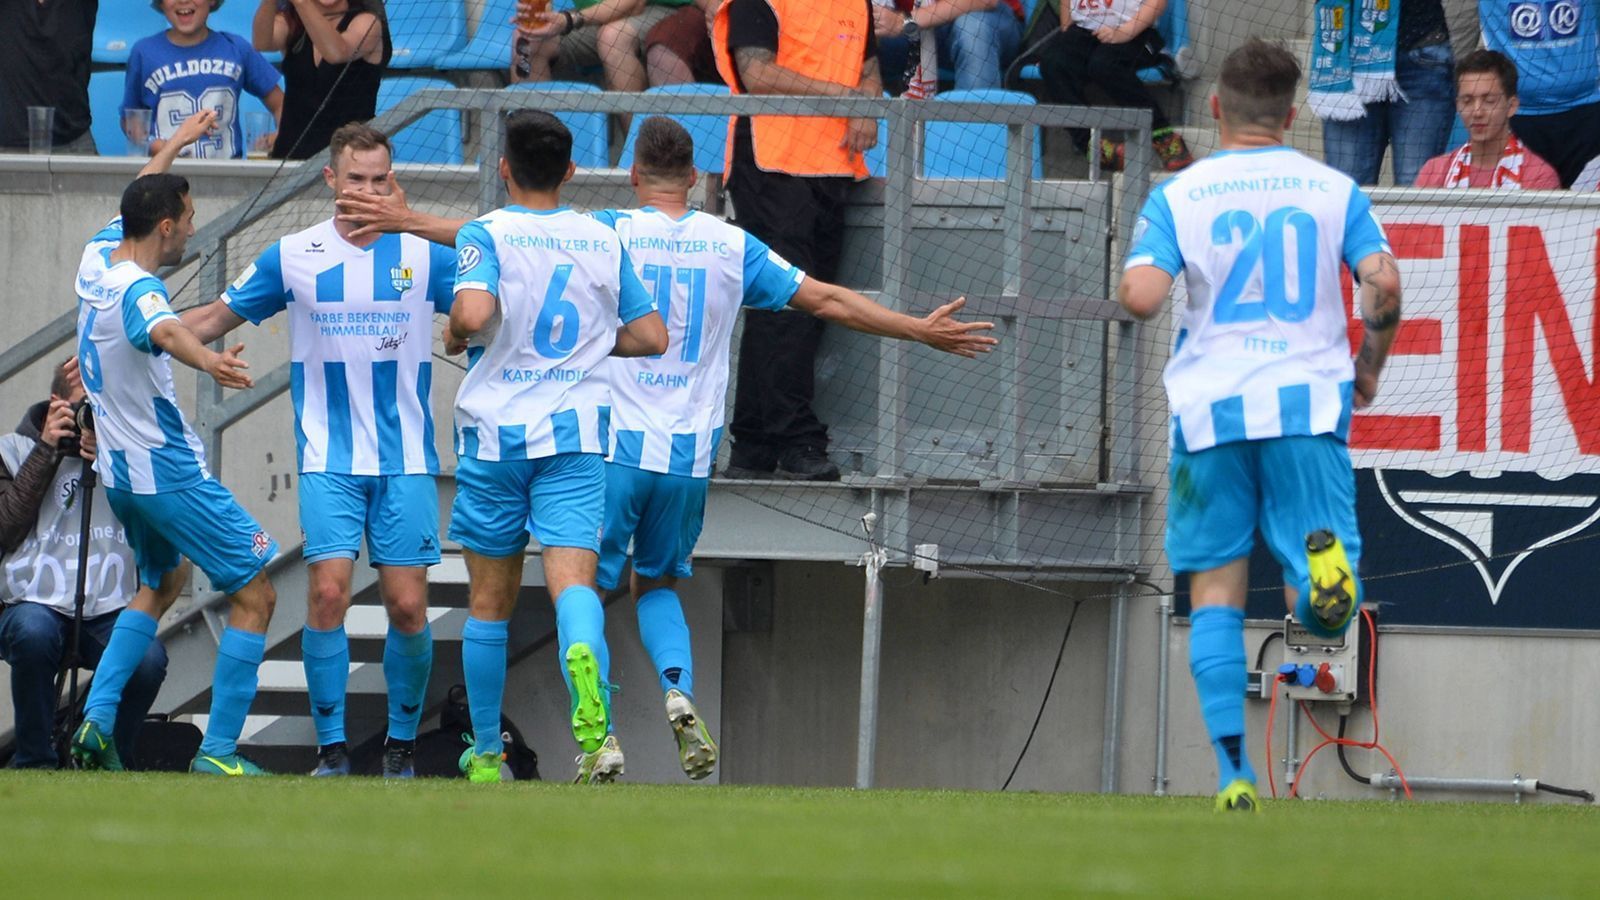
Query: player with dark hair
182 122 457 779
70 110 284 777
449 109 666 784
1120 39 1403 812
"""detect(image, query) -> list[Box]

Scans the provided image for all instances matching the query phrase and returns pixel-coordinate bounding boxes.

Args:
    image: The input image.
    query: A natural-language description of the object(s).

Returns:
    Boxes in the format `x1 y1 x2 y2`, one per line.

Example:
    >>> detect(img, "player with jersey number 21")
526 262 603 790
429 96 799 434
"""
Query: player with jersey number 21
1120 39 1402 814
69 108 284 778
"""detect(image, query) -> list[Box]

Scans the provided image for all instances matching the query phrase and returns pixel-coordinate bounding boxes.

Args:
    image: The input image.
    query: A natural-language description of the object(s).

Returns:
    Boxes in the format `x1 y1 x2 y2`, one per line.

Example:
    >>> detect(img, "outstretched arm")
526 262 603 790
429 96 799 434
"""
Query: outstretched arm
787 279 998 358
148 320 253 390
138 109 218 178
1353 251 1403 409
336 174 470 244
181 300 249 345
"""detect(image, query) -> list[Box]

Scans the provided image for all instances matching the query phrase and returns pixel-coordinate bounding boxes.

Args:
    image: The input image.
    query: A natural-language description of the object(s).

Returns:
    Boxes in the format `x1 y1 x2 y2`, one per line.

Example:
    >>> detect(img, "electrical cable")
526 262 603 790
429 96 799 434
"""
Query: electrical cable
1536 782 1596 802
1289 611 1412 799
1335 715 1366 785
1000 598 1083 791
1254 631 1282 670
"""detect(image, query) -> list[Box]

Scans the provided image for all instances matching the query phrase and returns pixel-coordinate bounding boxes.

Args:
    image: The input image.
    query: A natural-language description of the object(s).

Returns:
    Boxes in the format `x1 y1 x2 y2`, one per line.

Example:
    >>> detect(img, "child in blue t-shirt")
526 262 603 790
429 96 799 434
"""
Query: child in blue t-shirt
123 1 284 159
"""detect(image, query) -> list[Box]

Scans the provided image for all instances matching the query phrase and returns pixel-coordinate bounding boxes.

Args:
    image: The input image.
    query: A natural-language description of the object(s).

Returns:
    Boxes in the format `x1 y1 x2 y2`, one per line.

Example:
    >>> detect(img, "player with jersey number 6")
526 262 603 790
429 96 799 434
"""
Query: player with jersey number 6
1119 39 1402 813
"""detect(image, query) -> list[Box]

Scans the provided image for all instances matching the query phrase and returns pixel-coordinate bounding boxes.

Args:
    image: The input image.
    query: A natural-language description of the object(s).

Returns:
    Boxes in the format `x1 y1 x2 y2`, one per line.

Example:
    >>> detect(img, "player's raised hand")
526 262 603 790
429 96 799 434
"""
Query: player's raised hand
338 172 411 237
171 109 220 152
918 297 999 358
208 343 254 390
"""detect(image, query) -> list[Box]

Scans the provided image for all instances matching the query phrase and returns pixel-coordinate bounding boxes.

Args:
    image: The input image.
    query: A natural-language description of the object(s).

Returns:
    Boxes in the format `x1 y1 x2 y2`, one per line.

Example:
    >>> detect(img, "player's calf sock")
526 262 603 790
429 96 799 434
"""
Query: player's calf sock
556 585 611 696
637 587 693 699
82 608 159 731
1189 606 1256 792
383 623 433 742
461 616 508 755
301 625 349 746
198 627 266 758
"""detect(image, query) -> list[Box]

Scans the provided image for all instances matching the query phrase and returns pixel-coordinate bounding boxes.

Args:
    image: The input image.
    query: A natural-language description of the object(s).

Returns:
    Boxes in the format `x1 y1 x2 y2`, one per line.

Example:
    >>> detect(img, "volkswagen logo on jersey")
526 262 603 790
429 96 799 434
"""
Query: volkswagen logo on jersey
457 245 482 275
390 266 414 292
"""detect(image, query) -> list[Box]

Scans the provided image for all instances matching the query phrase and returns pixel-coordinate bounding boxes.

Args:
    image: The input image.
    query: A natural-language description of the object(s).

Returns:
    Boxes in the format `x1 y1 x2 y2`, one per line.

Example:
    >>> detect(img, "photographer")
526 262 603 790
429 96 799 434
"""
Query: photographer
0 358 173 769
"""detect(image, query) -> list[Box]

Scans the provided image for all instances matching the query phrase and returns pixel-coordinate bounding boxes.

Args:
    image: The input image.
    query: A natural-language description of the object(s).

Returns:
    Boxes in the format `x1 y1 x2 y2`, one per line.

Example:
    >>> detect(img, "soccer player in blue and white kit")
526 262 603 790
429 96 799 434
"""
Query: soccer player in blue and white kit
1120 40 1402 812
593 117 998 779
448 110 667 784
69 110 285 777
182 123 455 778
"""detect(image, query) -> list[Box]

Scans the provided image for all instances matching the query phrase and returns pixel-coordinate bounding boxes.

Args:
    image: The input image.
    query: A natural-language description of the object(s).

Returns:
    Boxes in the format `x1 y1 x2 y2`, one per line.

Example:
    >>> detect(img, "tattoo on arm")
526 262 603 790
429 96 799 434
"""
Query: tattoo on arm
1360 253 1402 331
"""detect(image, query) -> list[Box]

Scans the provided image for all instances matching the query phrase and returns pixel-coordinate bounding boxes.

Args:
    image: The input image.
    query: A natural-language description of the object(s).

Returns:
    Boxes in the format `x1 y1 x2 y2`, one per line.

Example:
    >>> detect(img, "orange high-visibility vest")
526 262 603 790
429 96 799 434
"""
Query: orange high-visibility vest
713 0 870 179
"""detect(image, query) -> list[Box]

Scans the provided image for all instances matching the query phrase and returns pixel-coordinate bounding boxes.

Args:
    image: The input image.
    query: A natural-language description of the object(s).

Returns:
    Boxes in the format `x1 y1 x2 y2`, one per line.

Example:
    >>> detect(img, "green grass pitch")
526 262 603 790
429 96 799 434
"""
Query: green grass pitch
3 772 1598 896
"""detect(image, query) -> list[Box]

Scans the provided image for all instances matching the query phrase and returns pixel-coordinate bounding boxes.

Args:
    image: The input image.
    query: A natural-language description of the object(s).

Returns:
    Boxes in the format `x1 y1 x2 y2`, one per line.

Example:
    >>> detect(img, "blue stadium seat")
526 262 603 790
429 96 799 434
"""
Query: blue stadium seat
506 82 610 168
1016 0 1189 87
437 0 519 71
88 71 133 155
208 1 283 63
617 84 732 175
92 3 160 64
387 0 468 69
377 77 464 164
924 89 1042 179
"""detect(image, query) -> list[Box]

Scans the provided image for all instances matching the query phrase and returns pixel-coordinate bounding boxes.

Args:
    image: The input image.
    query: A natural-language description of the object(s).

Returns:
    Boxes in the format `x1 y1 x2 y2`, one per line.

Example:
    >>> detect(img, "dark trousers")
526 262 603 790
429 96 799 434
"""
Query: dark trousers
726 153 852 466
1036 25 1169 149
0 603 167 768
1511 102 1600 188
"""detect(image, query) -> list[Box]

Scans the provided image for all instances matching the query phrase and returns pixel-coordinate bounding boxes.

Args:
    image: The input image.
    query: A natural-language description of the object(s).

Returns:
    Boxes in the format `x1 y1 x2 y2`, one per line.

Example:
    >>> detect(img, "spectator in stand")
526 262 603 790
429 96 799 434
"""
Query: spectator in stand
713 0 881 481
1414 51 1559 189
125 1 285 159
1314 0 1454 187
0 359 175 769
511 0 688 92
1034 0 1192 172
254 0 390 160
872 0 1025 94
0 0 97 153
644 0 723 87
1480 0 1600 187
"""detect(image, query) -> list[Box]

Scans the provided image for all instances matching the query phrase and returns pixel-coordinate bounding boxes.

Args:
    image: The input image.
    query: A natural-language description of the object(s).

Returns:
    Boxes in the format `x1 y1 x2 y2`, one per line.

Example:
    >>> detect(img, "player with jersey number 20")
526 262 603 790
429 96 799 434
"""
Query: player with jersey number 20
1120 39 1403 813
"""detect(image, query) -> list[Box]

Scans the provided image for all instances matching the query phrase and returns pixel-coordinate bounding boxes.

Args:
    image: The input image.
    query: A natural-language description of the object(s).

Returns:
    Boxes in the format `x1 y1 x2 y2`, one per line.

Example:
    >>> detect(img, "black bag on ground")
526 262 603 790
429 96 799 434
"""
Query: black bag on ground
415 684 540 780
129 715 203 772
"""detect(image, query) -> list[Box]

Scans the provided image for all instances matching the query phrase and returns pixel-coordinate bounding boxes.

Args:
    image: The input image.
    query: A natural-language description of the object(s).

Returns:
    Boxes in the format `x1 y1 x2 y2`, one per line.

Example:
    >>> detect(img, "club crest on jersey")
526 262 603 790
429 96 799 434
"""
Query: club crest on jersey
251 530 271 559
458 246 482 275
390 266 414 292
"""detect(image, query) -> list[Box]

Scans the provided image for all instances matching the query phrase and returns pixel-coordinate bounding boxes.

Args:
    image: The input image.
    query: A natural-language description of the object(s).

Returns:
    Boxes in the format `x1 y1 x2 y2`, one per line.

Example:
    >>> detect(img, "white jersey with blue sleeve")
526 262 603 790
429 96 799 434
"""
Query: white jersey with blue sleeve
1125 147 1391 453
224 219 456 476
75 218 210 494
593 207 802 478
452 205 657 462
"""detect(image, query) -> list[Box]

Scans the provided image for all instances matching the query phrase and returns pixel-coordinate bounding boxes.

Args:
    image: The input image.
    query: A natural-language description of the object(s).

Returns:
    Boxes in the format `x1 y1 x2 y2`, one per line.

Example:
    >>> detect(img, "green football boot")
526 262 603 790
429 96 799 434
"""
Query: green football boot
665 689 717 781
1215 779 1262 813
459 746 504 784
565 642 609 753
190 752 267 776
69 719 124 772
573 734 625 785
1306 529 1358 634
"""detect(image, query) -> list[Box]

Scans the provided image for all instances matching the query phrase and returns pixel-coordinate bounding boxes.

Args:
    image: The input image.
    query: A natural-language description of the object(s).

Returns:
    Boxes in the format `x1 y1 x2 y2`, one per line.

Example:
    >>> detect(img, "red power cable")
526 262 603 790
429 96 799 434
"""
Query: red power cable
1264 610 1413 800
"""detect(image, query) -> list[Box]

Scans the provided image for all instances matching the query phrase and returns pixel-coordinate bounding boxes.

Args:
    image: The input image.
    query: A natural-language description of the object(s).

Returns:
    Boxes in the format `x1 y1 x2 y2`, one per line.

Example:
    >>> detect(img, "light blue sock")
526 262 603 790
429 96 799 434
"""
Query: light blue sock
461 616 508 755
383 623 433 742
83 608 159 731
199 627 266 757
1189 606 1255 792
555 585 610 719
637 588 693 699
300 625 349 746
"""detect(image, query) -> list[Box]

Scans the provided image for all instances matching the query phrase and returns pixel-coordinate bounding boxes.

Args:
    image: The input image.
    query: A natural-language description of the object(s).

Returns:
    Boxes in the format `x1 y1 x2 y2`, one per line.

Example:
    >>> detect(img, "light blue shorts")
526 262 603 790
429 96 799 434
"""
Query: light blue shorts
449 453 605 558
597 463 709 591
300 472 440 568
1166 434 1362 600
106 479 278 595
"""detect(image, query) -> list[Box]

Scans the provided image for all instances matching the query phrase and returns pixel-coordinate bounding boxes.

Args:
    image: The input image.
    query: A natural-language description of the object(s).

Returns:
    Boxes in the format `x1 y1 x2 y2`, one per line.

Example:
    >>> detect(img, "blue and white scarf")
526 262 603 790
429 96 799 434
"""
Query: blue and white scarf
1310 0 1402 122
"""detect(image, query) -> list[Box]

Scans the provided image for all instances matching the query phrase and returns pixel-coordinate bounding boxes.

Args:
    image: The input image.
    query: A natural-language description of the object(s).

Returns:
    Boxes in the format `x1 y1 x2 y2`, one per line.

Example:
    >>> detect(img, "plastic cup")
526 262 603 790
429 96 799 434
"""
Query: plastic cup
122 108 153 156
245 111 275 159
516 0 551 28
27 107 54 154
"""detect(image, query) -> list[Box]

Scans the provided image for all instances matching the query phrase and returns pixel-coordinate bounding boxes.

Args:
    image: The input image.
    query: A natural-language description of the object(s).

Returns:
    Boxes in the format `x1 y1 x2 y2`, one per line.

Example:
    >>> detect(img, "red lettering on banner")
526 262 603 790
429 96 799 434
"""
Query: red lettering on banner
1457 225 1490 452
1501 228 1600 454
1349 224 1445 451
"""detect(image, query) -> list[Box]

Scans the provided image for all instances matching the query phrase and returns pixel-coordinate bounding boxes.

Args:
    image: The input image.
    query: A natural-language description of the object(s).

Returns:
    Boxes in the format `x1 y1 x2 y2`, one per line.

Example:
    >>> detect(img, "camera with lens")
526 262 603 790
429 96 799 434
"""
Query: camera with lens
56 399 95 458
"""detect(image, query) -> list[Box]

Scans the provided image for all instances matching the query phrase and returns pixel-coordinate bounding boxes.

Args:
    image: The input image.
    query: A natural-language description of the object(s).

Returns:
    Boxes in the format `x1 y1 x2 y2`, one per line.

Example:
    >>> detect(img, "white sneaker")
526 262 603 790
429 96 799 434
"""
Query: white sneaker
666 689 718 781
573 734 625 784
